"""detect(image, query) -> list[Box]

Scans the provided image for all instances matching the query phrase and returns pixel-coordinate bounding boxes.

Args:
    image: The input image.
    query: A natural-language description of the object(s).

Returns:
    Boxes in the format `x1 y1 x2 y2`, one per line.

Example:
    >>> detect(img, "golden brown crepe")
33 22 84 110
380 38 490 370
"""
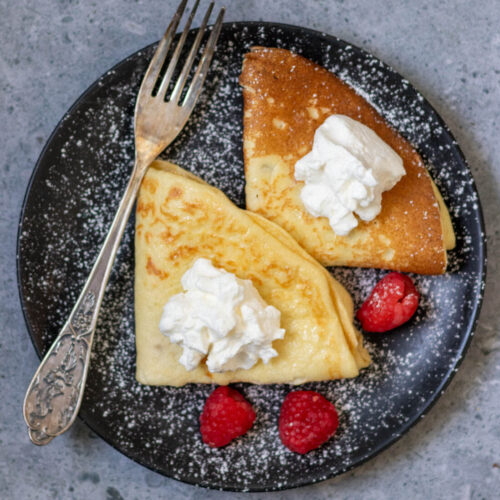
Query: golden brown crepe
135 160 370 386
240 47 455 275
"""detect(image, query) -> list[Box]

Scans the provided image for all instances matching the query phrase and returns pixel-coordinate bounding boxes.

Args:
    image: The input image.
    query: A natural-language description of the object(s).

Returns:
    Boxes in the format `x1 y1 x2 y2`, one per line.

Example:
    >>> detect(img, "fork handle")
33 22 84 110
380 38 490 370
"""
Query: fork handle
23 163 145 444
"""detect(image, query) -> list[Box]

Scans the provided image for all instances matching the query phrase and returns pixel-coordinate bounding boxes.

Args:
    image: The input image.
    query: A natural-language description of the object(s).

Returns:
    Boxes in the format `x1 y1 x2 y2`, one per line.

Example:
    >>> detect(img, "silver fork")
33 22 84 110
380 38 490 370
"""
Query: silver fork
23 0 225 445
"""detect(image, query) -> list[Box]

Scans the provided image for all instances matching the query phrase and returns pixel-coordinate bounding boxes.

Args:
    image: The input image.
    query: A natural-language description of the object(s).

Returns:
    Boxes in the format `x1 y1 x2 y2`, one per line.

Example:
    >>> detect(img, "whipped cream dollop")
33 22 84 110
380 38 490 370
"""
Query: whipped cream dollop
159 258 285 373
294 114 406 236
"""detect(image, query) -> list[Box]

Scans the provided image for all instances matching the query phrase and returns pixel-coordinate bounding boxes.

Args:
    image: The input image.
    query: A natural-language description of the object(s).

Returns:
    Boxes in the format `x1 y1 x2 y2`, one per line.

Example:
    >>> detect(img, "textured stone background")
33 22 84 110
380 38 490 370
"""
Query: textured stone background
1 0 499 498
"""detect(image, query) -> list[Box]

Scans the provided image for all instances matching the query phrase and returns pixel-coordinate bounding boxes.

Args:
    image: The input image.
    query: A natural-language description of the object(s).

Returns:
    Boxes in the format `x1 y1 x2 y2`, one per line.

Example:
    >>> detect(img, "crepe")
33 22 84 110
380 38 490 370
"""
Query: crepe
240 47 455 275
135 160 370 386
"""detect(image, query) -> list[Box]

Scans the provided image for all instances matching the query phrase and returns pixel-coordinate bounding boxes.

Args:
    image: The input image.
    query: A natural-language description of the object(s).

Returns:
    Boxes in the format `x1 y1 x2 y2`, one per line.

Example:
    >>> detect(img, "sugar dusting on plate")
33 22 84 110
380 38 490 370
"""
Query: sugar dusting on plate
18 24 484 491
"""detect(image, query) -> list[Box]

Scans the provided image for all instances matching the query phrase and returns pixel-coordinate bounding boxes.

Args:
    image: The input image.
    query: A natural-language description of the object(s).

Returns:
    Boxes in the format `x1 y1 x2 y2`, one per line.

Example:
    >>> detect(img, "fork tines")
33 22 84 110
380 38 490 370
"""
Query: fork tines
140 0 225 106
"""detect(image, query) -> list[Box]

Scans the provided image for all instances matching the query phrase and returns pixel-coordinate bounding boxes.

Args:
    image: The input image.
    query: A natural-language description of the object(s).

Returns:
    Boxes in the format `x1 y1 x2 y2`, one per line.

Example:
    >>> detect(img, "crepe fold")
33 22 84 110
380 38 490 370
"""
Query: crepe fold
240 47 455 275
135 160 370 386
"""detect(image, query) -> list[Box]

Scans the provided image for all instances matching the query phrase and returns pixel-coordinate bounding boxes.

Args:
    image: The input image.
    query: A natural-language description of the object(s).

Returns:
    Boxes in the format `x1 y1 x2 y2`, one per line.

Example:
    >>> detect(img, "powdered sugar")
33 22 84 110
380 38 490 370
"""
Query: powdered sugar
18 23 485 491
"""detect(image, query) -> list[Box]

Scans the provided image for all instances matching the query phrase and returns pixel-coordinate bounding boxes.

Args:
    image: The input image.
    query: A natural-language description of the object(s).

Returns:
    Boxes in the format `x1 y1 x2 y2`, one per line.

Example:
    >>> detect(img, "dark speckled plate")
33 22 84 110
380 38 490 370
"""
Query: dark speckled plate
17 23 486 491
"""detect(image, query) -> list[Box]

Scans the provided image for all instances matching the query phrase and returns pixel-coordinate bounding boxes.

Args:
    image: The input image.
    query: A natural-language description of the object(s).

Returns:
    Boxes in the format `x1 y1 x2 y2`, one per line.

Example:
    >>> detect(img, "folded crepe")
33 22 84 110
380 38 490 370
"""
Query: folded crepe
240 47 455 275
135 160 370 386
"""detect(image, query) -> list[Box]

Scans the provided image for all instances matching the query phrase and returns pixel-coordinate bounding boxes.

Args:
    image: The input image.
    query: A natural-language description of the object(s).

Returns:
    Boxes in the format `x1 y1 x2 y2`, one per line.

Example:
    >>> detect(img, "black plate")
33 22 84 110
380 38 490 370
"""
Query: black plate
17 22 486 491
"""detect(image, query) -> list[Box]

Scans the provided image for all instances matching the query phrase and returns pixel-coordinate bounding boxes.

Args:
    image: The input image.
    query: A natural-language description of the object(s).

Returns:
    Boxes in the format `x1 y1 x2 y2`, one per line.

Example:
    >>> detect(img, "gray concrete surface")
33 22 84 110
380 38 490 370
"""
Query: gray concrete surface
1 0 499 498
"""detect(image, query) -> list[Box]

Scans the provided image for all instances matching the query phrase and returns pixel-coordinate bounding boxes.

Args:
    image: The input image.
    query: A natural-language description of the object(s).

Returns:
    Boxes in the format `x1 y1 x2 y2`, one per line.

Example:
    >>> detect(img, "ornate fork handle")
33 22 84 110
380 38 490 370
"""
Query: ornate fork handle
23 169 144 445
24 0 224 445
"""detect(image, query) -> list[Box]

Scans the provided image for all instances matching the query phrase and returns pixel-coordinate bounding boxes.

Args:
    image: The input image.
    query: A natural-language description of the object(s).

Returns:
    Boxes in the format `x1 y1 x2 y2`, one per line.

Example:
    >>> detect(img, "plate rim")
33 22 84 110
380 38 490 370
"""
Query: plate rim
17 20 487 492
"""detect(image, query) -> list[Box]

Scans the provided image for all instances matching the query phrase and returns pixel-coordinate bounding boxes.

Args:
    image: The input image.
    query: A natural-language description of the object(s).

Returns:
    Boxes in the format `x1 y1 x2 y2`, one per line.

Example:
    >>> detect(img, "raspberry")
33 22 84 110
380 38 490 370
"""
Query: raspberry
200 386 256 447
356 272 420 332
279 391 339 454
